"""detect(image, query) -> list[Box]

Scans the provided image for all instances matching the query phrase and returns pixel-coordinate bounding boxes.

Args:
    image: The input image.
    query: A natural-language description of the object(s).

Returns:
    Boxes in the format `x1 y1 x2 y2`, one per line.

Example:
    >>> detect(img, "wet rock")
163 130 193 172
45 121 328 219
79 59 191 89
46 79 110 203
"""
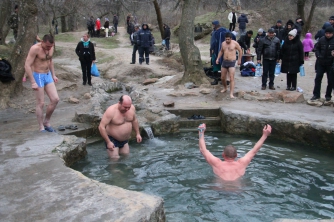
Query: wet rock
83 93 91 99
307 99 323 107
68 96 80 104
143 78 159 85
163 101 175 107
278 91 305 103
199 89 211 94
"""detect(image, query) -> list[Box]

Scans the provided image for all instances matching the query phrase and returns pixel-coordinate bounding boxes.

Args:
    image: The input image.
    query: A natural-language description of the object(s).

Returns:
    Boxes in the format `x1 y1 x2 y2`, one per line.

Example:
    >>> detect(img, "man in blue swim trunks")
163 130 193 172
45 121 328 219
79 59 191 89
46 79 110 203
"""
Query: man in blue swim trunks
25 34 59 132
216 32 242 98
98 95 142 159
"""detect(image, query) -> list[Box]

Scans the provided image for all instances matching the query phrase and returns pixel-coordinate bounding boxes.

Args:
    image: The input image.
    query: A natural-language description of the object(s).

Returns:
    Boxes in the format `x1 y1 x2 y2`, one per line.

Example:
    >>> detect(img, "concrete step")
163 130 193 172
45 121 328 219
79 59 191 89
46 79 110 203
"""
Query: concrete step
178 116 221 128
178 126 222 132
167 108 220 118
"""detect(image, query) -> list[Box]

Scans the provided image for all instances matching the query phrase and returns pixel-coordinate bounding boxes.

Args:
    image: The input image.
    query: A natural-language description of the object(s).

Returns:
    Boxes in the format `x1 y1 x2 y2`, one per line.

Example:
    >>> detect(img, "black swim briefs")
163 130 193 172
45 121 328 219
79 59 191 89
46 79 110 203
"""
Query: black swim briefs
106 135 128 149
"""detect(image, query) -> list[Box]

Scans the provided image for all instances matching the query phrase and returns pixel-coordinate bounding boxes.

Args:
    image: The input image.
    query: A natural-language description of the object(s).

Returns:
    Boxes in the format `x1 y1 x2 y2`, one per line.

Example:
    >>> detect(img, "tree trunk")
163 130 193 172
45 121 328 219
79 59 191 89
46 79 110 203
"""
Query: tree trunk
296 0 306 20
0 0 38 108
68 15 75 31
0 0 12 45
153 0 164 39
178 0 207 85
61 15 66 32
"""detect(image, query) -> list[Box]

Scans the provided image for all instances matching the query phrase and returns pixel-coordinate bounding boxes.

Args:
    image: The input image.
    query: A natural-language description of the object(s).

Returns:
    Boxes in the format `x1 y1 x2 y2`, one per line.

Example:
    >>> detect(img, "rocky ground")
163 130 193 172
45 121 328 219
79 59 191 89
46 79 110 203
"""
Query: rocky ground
2 26 334 135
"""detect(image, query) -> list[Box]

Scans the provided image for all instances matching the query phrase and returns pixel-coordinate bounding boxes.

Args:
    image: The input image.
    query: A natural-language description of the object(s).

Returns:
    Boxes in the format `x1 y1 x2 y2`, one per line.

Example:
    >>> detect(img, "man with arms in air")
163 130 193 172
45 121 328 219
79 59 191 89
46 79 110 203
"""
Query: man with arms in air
24 34 59 132
198 123 272 181
99 95 142 159
216 32 243 98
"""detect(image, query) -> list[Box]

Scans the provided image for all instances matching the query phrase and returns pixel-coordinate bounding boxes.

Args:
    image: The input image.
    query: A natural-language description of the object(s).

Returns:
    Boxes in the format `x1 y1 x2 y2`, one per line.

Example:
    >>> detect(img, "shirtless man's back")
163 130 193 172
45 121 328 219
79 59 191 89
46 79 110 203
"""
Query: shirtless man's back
216 32 242 98
98 95 142 159
24 34 59 132
198 123 271 181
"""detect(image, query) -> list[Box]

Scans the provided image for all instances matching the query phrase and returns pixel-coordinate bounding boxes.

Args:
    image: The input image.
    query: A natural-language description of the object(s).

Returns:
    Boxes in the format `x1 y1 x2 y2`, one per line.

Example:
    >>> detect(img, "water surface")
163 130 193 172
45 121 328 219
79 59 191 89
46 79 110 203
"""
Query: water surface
71 132 334 221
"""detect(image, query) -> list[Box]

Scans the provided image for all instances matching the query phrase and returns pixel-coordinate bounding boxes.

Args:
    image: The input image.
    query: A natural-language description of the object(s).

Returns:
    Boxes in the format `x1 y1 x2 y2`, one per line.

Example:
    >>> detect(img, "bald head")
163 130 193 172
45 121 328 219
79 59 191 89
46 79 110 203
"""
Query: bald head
118 95 132 113
223 145 237 159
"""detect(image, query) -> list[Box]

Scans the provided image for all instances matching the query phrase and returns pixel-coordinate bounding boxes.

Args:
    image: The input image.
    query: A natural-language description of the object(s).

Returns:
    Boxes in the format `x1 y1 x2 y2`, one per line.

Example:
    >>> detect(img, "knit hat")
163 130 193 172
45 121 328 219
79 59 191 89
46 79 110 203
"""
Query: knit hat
258 28 264 33
267 28 275 33
212 20 219 25
277 20 282 24
288 29 297 37
325 26 334 33
329 16 334 20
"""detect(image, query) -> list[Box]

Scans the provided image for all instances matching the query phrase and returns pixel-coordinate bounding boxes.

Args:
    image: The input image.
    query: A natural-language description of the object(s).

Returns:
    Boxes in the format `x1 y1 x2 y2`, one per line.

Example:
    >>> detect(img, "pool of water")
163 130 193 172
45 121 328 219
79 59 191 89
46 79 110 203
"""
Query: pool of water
71 132 334 221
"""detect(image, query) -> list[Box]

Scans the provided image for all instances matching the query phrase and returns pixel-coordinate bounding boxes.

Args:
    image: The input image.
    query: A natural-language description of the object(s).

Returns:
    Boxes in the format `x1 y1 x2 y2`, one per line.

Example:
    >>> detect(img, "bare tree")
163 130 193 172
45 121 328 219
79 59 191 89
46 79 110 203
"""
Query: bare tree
178 0 208 85
153 0 164 39
0 0 38 108
297 0 323 33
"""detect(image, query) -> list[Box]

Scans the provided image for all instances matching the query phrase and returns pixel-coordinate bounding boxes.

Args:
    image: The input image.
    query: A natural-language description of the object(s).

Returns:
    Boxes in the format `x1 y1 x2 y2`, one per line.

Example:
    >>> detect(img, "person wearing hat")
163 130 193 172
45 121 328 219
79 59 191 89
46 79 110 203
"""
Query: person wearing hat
282 19 295 42
329 16 334 28
310 26 334 101
280 29 304 91
257 28 281 90
137 23 152 65
253 28 266 54
113 15 118 34
228 9 237 31
271 20 284 42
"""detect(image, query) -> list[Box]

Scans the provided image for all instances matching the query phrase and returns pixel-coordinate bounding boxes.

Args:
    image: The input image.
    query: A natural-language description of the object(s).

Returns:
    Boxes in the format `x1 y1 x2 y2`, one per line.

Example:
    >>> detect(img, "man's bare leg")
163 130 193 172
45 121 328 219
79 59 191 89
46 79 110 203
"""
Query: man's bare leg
119 143 130 155
35 88 46 131
107 147 120 159
229 67 236 98
43 83 59 127
221 68 228 93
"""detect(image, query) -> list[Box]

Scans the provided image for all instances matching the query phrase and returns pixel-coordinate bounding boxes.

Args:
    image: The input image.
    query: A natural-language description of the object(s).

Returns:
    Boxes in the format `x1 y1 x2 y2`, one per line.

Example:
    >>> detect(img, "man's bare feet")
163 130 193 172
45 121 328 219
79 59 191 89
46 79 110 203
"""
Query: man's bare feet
230 94 235 98
221 89 227 93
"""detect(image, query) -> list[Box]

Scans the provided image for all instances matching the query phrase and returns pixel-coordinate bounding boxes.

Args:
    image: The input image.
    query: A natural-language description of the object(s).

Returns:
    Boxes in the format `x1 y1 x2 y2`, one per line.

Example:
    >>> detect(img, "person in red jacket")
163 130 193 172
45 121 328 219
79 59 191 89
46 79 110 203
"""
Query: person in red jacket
95 18 101 37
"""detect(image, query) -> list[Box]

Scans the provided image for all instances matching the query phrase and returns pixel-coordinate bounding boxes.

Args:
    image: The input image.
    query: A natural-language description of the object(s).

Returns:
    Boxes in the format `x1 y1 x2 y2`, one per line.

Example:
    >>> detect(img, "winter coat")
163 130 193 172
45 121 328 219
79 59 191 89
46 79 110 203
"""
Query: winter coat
228 12 237 23
211 27 236 57
95 20 101 30
131 30 139 45
315 22 331 40
163 26 171 40
104 21 109 29
282 20 295 42
113 16 118 25
75 40 96 61
253 32 266 49
271 25 284 42
137 24 152 48
237 14 248 29
315 35 334 66
280 37 304 73
237 34 251 50
302 33 314 52
257 35 281 61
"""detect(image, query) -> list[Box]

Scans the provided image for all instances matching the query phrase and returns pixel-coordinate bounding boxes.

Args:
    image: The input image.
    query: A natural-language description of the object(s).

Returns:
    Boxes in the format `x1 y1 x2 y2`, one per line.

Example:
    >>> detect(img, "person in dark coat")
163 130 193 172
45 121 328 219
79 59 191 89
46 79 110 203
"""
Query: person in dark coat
280 29 304 91
237 30 253 64
130 25 140 64
237 14 248 35
315 22 332 40
113 15 118 33
137 23 152 65
75 33 96 86
271 20 284 42
282 20 295 42
163 24 171 50
253 28 266 54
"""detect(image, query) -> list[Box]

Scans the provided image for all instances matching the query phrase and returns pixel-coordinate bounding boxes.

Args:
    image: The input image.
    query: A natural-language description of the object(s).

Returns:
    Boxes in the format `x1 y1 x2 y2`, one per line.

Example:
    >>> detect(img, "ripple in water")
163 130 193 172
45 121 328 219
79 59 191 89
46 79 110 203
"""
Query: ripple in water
71 132 334 221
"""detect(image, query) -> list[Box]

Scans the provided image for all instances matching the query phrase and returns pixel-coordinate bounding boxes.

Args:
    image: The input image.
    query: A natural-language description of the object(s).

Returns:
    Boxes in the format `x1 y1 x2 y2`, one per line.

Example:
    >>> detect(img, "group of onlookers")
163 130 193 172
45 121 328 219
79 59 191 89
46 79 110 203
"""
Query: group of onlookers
86 15 119 38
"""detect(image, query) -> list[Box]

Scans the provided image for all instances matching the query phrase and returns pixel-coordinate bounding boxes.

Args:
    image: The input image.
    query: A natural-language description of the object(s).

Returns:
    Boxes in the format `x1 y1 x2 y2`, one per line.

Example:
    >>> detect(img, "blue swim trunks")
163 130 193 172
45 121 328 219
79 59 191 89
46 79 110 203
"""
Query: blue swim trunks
106 135 128 149
33 71 54 87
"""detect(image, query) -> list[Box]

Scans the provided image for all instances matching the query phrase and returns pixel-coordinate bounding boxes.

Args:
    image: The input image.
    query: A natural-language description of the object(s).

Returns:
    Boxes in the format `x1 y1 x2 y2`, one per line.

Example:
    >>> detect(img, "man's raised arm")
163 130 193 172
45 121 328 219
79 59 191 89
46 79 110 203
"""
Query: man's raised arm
238 124 272 167
198 123 220 167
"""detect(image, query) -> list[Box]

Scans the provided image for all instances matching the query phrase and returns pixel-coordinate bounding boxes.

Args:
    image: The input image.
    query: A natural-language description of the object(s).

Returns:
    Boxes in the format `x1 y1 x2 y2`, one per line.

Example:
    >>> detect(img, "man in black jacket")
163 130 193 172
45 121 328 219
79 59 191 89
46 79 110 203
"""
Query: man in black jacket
130 25 140 64
137 23 152 65
113 15 118 33
257 28 280 90
310 26 334 101
238 30 253 64
271 20 284 42
163 24 171 50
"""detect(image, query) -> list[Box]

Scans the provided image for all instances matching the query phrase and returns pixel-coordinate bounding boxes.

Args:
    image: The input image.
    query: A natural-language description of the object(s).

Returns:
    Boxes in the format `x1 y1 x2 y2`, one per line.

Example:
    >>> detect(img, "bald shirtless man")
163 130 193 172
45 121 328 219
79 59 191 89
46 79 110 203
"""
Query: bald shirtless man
24 34 59 132
99 95 142 159
198 123 272 181
216 32 242 98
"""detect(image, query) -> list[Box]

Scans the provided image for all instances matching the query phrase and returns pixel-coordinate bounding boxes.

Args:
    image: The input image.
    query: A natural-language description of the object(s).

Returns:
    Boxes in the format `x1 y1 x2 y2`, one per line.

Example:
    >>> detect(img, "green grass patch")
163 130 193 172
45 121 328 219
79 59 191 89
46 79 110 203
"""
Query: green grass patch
55 33 76 42
99 55 115 64
93 37 119 49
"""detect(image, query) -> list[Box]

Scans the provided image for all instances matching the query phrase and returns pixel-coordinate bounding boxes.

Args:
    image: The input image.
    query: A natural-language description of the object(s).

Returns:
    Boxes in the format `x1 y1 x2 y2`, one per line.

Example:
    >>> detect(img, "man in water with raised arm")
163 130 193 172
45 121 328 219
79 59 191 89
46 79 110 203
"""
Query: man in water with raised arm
25 34 59 132
99 95 142 159
198 123 272 181
216 32 243 98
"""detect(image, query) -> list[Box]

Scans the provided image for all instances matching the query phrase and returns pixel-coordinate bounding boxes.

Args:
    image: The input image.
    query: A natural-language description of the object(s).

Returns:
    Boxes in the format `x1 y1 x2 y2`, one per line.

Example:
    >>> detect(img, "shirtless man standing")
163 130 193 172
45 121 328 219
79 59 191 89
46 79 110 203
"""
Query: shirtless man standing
216 32 242 98
24 34 59 132
98 95 142 159
198 123 272 181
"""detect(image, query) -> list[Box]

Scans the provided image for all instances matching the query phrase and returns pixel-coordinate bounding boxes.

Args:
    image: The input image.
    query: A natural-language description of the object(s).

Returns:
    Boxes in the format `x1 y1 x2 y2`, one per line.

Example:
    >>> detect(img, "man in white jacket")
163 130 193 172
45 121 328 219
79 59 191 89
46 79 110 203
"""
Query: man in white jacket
228 9 237 31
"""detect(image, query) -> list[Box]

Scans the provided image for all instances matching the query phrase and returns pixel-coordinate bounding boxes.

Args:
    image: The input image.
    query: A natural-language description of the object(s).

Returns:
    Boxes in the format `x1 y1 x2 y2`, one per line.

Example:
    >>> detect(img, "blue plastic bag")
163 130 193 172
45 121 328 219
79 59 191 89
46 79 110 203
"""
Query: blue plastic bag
299 65 305 77
275 63 281 75
162 39 166 45
91 63 100 77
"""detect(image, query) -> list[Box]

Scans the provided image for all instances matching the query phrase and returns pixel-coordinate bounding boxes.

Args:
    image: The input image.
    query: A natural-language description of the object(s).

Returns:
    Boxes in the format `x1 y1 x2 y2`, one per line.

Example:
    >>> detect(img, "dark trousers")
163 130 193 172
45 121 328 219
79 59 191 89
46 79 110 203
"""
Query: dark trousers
229 23 235 31
262 59 276 87
80 58 92 84
132 44 138 63
165 39 170 50
13 29 18 40
312 63 333 99
96 30 100 37
114 24 118 33
139 47 150 64
88 28 95 37
55 25 58 34
286 73 297 88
